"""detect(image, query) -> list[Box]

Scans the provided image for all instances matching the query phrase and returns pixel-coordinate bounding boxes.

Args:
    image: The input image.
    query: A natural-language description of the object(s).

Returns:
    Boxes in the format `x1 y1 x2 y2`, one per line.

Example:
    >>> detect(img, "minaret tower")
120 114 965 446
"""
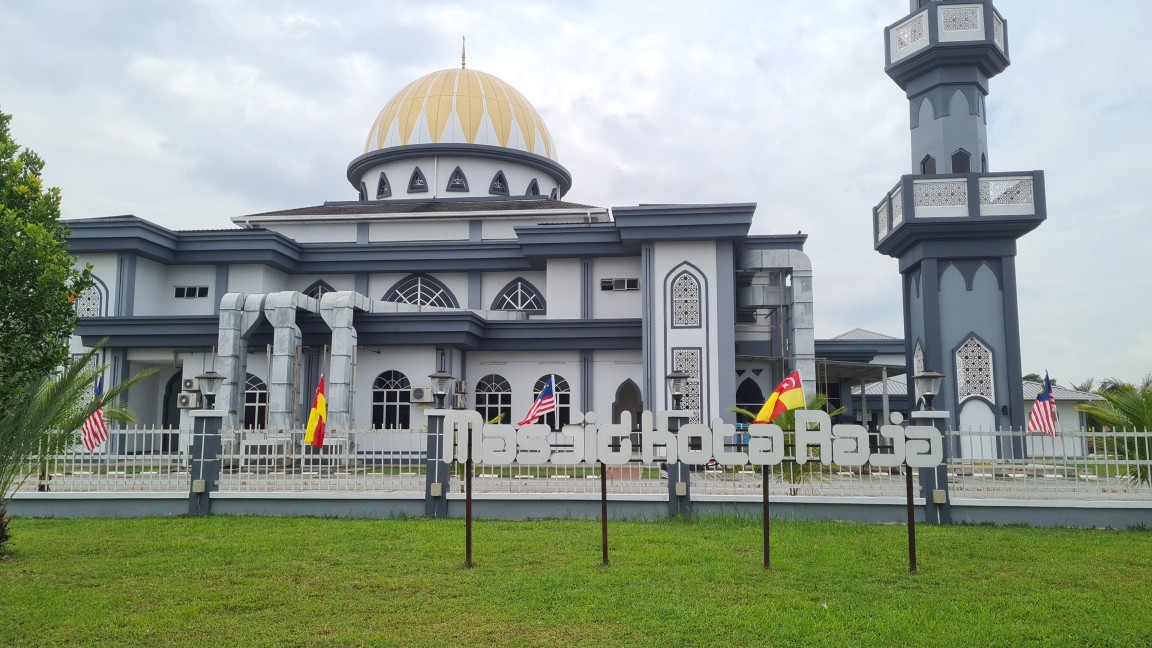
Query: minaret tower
874 0 1046 433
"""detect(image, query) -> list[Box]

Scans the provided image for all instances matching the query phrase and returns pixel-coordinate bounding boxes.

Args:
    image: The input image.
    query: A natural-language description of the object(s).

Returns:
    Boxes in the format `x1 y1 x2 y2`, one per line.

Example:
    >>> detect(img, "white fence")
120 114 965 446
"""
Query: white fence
14 426 1152 502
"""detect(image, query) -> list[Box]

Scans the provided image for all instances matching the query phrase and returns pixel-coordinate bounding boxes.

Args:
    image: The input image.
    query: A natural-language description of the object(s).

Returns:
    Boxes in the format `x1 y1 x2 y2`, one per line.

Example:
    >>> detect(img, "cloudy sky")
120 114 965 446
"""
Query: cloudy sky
2 0 1149 385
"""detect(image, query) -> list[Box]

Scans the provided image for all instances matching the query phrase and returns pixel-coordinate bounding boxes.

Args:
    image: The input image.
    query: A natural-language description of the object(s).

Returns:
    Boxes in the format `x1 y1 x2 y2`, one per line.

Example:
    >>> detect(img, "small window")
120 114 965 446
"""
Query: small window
492 278 545 312
600 278 639 291
408 167 428 193
980 153 988 173
174 286 209 299
303 280 336 300
951 149 971 174
489 170 509 196
446 166 468 192
376 172 392 199
920 155 936 175
526 178 540 196
358 182 368 201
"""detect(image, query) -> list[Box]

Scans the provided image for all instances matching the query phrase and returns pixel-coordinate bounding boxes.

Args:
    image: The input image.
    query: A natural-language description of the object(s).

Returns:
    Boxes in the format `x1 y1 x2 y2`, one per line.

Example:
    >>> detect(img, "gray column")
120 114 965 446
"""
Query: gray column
319 291 371 430
264 292 318 431
667 412 691 518
189 410 225 516
425 410 450 517
215 293 248 430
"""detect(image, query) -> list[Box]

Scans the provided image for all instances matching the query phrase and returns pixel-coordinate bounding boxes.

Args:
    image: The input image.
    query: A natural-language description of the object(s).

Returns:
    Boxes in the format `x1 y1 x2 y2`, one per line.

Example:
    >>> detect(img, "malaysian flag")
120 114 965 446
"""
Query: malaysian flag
81 376 109 451
1026 371 1058 436
517 375 556 427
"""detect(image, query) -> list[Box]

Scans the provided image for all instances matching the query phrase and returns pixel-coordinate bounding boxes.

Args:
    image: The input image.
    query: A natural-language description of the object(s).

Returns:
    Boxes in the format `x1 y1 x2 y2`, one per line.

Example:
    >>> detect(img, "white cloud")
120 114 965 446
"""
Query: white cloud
1 0 1148 382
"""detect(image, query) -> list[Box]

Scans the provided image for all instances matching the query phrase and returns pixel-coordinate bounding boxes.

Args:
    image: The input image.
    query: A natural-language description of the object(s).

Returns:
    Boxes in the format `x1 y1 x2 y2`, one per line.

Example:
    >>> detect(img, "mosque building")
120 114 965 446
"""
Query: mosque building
66 61 823 436
65 0 1041 443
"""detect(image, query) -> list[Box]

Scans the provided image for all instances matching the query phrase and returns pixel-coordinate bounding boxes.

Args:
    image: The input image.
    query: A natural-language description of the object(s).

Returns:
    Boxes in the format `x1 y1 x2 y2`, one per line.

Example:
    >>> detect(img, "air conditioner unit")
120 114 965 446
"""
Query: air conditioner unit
451 394 468 410
455 381 468 394
182 377 199 391
177 392 201 409
410 387 435 403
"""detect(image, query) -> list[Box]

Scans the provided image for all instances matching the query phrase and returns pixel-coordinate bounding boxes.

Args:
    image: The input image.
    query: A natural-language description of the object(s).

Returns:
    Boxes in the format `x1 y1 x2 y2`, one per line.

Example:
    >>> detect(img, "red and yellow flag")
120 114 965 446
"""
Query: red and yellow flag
304 375 327 448
754 370 805 423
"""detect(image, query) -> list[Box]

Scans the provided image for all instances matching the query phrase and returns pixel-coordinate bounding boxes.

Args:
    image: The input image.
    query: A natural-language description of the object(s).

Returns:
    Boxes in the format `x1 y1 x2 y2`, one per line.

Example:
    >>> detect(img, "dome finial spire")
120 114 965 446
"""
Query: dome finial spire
461 36 466 70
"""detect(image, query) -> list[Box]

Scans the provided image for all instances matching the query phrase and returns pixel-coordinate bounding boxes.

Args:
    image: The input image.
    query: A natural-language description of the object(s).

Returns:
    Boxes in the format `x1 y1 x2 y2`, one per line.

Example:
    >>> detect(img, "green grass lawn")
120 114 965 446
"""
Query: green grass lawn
2 516 1150 647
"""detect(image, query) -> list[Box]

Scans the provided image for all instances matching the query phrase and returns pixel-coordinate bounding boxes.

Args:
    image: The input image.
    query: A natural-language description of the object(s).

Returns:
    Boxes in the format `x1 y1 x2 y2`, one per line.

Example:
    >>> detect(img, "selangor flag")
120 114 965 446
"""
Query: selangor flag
755 370 805 423
1026 371 1058 436
517 375 556 427
304 375 327 448
81 375 109 451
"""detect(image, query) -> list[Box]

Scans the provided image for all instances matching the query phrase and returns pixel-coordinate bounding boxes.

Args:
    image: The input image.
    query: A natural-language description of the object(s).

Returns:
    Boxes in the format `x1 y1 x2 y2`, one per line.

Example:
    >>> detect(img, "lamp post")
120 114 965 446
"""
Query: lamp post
665 370 691 518
196 371 225 410
914 371 944 412
429 370 454 410
666 370 689 410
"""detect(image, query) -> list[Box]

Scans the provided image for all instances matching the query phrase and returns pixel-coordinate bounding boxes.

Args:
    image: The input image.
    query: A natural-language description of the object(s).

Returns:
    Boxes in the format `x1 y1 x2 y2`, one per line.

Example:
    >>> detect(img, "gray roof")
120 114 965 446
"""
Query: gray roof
1022 381 1104 402
851 374 1105 401
240 198 601 218
832 328 901 341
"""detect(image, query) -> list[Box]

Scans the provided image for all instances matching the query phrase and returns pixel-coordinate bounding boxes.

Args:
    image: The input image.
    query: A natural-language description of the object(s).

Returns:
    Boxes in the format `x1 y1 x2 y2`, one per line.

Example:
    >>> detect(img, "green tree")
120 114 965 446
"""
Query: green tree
0 109 92 413
1076 374 1152 484
0 344 153 550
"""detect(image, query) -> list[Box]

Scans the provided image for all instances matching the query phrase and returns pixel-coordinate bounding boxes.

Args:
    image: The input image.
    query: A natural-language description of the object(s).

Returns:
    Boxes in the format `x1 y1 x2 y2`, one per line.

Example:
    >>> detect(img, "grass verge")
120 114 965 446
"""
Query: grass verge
2 516 1150 646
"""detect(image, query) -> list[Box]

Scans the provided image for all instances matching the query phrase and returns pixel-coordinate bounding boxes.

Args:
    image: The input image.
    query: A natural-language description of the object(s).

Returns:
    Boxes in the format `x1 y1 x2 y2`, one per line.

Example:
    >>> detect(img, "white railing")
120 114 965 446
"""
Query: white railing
18 426 1150 502
18 426 189 493
945 428 1152 501
216 429 427 494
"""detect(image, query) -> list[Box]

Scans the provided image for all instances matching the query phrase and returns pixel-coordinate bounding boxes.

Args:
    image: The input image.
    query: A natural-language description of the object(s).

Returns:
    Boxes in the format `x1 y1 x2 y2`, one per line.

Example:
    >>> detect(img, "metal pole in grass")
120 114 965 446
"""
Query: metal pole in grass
763 464 770 570
905 460 916 573
600 460 609 566
466 422 474 569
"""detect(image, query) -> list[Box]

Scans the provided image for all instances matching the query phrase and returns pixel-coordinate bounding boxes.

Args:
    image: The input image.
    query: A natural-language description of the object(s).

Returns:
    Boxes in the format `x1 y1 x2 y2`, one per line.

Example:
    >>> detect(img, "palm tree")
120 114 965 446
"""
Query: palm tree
729 393 845 495
0 344 153 549
1076 374 1152 484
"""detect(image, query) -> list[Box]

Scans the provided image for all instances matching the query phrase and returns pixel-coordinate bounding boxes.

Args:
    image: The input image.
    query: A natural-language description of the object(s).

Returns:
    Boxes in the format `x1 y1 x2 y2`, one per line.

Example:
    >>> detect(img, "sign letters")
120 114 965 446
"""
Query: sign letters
440 409 941 468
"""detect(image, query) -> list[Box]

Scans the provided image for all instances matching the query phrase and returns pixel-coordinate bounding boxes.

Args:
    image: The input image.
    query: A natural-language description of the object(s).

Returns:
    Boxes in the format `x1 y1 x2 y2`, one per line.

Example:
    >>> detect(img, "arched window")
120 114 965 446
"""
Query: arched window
525 178 540 196
303 280 336 301
358 182 367 201
980 153 988 173
475 374 512 425
955 336 994 402
920 155 937 175
735 378 765 423
532 374 570 431
373 370 412 429
489 170 509 196
951 149 971 174
446 166 469 192
376 172 392 199
408 167 428 193
383 274 459 308
671 271 701 328
243 374 268 429
74 282 105 318
491 278 545 313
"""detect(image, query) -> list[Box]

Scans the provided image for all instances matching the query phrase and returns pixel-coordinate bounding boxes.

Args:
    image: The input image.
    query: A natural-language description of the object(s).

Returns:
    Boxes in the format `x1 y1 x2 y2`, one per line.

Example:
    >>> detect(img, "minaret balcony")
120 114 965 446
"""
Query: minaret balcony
885 1 1010 87
873 171 1046 256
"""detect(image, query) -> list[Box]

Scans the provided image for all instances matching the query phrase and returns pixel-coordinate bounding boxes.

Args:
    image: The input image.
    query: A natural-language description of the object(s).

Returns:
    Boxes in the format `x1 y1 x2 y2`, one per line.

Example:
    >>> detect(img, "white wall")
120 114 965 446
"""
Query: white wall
590 257 642 318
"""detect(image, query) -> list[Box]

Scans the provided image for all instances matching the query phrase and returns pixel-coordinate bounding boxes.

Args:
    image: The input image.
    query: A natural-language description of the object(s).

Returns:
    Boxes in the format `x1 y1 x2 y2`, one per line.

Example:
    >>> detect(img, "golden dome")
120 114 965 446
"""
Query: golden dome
364 68 556 160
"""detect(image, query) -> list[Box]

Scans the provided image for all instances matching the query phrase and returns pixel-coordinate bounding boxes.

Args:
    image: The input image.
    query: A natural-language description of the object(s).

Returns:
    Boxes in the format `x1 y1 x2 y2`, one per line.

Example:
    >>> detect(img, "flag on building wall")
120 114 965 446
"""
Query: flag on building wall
755 370 806 423
81 376 109 451
305 375 327 447
1027 371 1058 436
517 375 556 427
